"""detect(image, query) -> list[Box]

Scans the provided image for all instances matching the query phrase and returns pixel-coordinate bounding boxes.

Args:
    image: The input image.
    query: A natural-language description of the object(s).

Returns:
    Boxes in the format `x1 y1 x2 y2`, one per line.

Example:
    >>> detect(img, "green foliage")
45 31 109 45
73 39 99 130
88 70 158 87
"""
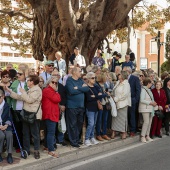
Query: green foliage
165 29 170 59
161 60 170 73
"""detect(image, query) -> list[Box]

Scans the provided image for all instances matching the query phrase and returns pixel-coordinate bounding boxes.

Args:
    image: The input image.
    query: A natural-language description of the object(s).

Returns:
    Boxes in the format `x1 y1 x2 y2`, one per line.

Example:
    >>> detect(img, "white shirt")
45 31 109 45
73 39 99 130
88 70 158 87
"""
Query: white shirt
74 54 86 67
16 81 25 110
54 58 66 76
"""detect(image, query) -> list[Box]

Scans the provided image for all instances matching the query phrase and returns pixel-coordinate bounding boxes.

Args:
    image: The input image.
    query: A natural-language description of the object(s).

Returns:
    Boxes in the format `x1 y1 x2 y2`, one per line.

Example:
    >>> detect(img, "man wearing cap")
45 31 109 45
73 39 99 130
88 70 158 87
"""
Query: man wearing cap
110 52 121 72
92 49 105 68
39 61 54 83
69 47 86 69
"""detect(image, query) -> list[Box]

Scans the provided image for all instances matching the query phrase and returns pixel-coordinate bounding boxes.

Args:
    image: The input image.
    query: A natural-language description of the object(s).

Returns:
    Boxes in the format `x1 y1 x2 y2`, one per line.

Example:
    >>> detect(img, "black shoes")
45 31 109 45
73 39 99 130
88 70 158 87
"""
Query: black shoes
78 141 83 145
166 132 169 136
156 135 162 138
61 141 67 146
34 151 40 159
7 153 13 164
0 154 3 163
71 144 80 148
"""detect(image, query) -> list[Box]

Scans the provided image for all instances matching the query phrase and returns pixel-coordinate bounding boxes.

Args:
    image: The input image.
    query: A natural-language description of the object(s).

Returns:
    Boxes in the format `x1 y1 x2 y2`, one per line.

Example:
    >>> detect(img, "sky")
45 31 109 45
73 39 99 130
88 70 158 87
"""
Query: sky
144 0 168 7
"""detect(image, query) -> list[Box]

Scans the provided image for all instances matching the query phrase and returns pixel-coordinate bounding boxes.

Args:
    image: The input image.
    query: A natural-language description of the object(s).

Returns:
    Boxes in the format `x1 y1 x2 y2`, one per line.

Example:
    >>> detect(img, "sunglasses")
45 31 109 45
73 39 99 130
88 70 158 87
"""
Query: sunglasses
91 77 96 80
48 65 54 67
51 81 58 85
17 72 23 76
83 78 87 80
2 75 9 78
140 75 144 77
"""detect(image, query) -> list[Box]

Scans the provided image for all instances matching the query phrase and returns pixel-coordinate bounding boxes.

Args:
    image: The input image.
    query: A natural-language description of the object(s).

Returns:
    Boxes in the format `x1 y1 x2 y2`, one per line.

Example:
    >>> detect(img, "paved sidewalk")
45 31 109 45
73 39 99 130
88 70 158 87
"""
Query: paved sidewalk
0 135 140 170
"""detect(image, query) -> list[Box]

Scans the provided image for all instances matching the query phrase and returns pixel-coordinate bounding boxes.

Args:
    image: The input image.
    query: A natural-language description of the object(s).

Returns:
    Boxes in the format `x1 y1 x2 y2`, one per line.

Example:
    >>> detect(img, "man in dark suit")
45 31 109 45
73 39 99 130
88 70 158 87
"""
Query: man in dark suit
123 66 141 136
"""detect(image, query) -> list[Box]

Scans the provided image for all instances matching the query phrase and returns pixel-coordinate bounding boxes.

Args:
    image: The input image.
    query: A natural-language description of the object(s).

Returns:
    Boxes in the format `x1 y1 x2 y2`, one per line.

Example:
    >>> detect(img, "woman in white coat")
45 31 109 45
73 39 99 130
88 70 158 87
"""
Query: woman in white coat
111 71 131 139
139 78 157 143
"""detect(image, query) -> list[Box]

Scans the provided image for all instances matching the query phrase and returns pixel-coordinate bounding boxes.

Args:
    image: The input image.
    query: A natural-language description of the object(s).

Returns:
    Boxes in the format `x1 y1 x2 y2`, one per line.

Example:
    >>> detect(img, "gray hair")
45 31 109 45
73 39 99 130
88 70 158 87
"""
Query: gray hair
123 66 132 74
44 76 59 88
86 72 95 79
121 71 128 80
55 51 62 58
0 89 5 96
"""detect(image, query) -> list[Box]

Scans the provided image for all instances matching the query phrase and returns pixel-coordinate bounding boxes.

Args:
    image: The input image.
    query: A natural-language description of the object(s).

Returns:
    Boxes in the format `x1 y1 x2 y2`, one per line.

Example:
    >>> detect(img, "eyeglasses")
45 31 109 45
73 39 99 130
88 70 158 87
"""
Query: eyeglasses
17 72 23 76
140 75 144 77
48 65 54 67
51 81 58 85
2 75 9 78
91 77 96 80
52 74 60 76
83 78 87 80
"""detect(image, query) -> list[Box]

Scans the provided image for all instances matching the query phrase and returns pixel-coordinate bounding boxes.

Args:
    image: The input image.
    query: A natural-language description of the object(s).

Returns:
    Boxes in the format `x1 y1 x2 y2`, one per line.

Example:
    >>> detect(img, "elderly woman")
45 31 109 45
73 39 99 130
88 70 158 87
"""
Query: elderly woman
84 72 106 146
42 76 61 158
9 66 28 152
139 78 157 143
6 75 42 159
0 89 13 164
151 81 167 138
111 71 131 139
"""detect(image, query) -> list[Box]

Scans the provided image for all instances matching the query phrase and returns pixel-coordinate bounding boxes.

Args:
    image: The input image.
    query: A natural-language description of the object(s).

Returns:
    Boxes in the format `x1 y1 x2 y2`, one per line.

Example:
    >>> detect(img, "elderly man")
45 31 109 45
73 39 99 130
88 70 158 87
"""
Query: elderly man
40 61 54 83
122 55 134 70
123 66 141 137
92 49 105 68
65 67 89 147
54 51 66 77
6 63 13 71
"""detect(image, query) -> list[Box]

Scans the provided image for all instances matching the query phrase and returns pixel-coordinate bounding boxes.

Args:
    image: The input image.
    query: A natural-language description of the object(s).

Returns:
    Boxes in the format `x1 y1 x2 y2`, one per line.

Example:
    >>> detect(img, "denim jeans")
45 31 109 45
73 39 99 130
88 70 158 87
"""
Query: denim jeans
85 110 98 140
96 106 108 136
101 106 108 135
66 108 84 145
45 119 57 152
55 130 64 143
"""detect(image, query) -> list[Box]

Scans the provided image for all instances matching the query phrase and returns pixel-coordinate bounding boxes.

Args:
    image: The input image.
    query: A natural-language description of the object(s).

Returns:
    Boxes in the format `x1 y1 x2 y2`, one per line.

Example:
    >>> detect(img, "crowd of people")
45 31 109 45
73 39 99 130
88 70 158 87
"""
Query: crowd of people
0 47 170 165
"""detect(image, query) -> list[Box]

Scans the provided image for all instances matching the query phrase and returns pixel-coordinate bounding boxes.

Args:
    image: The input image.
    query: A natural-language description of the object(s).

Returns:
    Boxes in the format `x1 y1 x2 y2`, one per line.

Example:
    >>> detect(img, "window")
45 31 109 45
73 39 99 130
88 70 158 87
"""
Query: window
150 62 157 72
150 41 157 54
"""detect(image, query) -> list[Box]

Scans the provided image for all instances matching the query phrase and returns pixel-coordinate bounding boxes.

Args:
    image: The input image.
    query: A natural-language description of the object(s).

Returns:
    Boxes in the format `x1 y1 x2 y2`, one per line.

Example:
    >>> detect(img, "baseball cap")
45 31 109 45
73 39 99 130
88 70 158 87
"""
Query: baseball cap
45 60 54 65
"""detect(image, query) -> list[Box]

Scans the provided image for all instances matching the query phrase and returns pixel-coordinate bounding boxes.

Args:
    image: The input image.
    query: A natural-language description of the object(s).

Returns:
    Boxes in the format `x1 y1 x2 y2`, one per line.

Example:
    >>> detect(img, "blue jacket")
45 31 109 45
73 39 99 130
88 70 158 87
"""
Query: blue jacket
1 102 12 131
128 75 141 103
66 77 89 108
122 61 134 70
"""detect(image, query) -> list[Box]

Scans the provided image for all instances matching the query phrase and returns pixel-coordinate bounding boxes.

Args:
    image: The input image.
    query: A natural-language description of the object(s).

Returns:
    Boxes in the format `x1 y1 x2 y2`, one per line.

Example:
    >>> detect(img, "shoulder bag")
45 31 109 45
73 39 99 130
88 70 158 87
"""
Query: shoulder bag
20 104 41 124
88 86 103 110
143 87 164 119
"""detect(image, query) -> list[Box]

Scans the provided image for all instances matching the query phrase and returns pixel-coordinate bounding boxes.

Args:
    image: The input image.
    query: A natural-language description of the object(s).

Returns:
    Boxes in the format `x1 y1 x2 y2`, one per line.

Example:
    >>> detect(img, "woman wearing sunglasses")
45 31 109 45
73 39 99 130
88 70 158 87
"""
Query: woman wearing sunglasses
42 76 61 158
9 66 28 153
6 75 42 159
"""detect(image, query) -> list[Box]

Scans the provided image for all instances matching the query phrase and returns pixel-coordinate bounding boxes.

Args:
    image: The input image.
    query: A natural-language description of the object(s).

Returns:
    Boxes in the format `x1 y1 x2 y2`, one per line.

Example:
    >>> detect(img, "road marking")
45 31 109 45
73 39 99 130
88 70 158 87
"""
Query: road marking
57 142 145 170
57 136 166 170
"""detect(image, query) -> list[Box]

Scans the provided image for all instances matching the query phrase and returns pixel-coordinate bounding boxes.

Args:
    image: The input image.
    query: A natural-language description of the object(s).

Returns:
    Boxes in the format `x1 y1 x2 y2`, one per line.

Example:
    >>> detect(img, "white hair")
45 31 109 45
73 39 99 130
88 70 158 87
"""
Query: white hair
44 76 59 88
55 51 62 58
86 72 95 79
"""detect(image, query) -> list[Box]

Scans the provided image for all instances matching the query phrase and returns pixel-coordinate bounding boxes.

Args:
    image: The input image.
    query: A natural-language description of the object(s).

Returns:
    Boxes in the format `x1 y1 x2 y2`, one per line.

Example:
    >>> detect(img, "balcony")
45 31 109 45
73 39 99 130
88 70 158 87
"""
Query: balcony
0 56 36 63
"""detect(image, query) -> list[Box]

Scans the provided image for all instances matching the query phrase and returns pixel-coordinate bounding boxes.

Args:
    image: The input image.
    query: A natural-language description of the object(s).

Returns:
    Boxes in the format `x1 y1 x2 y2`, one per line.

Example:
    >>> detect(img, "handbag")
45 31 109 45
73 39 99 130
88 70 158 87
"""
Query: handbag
155 110 164 120
20 104 41 124
106 101 111 110
88 86 103 110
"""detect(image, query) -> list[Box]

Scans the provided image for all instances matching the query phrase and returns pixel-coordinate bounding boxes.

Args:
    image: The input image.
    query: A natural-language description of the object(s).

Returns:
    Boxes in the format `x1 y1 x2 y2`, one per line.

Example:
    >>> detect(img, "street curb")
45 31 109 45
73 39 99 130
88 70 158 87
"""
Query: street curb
4 135 140 170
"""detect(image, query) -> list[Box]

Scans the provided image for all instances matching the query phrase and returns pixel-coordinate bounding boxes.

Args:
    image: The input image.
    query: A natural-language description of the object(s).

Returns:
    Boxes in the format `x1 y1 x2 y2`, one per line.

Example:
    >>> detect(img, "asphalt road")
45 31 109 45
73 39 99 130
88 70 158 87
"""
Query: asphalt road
56 136 170 170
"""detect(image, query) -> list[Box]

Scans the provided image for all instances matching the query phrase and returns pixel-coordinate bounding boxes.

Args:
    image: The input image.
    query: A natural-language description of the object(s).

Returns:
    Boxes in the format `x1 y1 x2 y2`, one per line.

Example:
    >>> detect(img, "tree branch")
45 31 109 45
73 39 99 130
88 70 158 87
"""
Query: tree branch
71 0 80 13
0 10 33 20
56 0 76 30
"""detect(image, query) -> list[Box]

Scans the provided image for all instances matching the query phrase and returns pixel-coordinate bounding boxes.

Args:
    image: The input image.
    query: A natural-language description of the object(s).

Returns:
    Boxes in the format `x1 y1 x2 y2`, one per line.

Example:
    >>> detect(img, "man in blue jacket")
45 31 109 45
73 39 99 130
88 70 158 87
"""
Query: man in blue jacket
65 67 89 147
123 66 141 137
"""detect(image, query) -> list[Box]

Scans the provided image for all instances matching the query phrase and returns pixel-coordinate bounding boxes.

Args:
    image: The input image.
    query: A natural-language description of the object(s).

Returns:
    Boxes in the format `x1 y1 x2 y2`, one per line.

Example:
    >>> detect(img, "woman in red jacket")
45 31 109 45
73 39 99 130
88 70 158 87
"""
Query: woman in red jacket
42 76 61 158
151 81 167 138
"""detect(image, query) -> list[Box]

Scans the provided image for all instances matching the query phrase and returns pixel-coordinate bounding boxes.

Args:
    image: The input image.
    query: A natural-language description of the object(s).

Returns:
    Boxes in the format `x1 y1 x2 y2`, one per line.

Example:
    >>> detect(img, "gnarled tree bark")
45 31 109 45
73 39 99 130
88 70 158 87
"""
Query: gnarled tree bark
27 0 141 63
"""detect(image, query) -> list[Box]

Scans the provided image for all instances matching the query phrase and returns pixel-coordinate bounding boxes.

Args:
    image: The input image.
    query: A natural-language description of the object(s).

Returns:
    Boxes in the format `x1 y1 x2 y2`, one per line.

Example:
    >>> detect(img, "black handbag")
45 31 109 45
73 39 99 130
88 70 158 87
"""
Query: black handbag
155 110 164 120
20 104 41 124
106 102 111 110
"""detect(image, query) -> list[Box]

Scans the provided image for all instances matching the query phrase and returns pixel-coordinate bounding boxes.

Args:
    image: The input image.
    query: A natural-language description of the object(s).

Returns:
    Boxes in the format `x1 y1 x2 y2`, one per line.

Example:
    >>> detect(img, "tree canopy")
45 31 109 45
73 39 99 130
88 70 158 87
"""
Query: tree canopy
0 0 170 62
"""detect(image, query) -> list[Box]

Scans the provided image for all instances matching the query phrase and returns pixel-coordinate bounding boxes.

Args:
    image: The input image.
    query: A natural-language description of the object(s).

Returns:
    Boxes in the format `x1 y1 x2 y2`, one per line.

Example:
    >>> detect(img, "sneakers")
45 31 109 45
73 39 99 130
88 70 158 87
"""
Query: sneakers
84 139 92 146
90 138 99 145
141 136 147 143
146 136 153 142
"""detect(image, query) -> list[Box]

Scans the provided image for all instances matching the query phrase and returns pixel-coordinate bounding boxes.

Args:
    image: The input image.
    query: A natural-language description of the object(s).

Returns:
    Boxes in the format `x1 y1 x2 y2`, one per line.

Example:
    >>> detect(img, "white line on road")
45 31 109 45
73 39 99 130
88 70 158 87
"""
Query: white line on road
58 142 146 170
57 136 166 170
